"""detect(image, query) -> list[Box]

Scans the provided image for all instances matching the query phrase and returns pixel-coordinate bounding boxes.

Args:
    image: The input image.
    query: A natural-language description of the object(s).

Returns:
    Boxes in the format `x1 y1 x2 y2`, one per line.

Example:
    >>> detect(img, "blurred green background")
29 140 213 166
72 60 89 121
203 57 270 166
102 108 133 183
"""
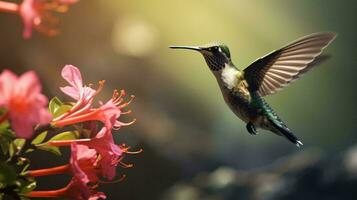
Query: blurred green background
0 0 356 199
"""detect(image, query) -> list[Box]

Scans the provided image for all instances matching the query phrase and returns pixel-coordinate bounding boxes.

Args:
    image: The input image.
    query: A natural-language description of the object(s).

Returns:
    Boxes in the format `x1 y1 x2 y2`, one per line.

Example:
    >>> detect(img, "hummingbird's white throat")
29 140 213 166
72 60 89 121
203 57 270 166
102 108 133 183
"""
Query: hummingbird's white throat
216 64 239 90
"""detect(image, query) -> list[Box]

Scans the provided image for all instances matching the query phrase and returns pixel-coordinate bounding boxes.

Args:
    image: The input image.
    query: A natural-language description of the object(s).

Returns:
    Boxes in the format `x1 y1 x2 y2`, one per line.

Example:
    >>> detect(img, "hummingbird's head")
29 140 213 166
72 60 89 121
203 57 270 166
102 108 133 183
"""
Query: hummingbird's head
170 42 232 71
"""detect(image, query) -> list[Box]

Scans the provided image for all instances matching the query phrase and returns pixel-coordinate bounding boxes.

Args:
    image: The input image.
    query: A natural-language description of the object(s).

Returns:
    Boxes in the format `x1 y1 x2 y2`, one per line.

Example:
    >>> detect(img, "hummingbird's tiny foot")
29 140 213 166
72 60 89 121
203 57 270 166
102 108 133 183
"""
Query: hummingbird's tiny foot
296 140 303 148
246 122 257 135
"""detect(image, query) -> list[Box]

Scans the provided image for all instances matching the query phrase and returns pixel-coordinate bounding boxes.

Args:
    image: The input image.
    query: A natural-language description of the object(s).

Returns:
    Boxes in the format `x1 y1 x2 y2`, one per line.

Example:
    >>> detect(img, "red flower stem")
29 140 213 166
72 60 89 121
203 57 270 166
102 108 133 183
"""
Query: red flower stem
0 1 19 13
28 164 70 177
48 138 91 147
26 187 67 198
53 109 101 127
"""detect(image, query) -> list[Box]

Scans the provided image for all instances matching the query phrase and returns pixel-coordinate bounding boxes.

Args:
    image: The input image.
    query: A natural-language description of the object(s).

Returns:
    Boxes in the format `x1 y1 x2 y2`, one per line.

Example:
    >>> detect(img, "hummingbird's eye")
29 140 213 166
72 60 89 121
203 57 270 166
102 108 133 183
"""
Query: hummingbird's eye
211 46 219 51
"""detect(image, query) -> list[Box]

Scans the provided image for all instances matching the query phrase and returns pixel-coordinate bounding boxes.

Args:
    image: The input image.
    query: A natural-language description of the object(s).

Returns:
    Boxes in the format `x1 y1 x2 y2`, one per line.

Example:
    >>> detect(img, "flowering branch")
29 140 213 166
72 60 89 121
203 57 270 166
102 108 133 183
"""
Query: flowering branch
0 65 140 199
0 0 80 39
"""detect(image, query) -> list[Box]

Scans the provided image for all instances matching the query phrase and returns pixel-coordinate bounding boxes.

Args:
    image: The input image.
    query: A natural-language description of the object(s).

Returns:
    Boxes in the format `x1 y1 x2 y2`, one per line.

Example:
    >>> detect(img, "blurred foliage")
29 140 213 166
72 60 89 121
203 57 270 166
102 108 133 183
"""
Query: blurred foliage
0 0 356 199
162 146 357 200
0 120 35 200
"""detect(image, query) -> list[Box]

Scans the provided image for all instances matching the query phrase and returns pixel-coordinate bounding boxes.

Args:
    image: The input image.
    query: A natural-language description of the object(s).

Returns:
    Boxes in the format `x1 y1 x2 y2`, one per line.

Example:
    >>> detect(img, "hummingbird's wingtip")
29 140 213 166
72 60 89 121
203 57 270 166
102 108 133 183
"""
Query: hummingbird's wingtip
296 140 303 148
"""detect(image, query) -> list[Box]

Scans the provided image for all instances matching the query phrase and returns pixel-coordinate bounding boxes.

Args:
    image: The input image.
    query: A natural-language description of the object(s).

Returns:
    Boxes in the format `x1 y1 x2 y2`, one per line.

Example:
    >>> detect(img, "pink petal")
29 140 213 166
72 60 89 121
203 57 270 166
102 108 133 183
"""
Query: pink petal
65 178 91 199
99 100 122 125
61 65 83 89
0 70 17 103
89 192 106 200
100 153 118 180
73 126 121 180
70 143 90 184
35 93 49 107
75 144 99 182
82 86 96 102
19 0 37 39
38 107 52 124
60 86 80 100
76 144 97 159
10 113 34 139
0 69 50 138
16 71 41 98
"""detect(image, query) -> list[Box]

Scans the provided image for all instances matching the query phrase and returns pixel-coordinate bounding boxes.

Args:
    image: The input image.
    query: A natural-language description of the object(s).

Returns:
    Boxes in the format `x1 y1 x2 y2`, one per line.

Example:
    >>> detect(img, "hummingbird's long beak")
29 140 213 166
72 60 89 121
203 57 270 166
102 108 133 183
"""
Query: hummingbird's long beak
169 45 201 51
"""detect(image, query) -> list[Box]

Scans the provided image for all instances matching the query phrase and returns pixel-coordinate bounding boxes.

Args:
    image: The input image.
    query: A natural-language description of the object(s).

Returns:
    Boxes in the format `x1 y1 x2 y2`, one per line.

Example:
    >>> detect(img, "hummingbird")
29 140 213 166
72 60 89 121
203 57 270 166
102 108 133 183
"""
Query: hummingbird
170 32 336 147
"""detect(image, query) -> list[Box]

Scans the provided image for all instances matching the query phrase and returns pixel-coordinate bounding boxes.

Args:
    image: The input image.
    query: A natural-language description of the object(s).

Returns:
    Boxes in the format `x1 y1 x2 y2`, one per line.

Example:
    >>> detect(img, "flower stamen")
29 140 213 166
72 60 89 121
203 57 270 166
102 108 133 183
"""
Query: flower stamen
93 80 105 97
118 95 135 109
119 118 137 126
121 110 132 115
120 144 143 154
118 159 133 168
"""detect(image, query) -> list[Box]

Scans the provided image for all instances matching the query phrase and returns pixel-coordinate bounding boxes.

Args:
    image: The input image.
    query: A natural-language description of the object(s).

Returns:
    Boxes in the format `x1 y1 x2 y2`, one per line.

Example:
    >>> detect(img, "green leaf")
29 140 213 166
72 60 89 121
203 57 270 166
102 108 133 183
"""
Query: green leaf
0 129 15 141
0 127 15 156
8 139 25 159
31 131 47 145
0 136 10 156
53 105 72 118
48 131 79 142
35 131 79 156
0 162 16 185
21 163 30 175
0 123 16 156
36 145 61 156
48 97 72 118
9 143 14 158
19 180 36 194
13 139 26 154
49 97 63 115
0 120 15 136
24 149 34 154
0 120 10 130
0 143 9 156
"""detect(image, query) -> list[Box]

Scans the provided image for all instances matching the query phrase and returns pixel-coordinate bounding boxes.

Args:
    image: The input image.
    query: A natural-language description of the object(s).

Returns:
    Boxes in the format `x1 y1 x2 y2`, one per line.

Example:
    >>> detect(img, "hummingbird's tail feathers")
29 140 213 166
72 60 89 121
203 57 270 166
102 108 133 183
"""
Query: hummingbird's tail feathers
270 120 303 147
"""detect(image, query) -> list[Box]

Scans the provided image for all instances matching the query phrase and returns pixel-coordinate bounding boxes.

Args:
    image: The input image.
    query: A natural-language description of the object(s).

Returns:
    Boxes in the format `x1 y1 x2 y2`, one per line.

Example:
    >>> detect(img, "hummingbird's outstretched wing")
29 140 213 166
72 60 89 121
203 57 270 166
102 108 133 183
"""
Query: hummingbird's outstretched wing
243 32 336 96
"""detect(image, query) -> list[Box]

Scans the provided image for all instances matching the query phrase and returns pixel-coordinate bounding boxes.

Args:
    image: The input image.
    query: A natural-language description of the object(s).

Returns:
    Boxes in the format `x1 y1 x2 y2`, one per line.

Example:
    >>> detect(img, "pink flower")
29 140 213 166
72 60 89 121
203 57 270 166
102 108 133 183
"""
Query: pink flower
60 65 96 106
70 143 99 183
27 143 106 199
28 143 99 182
54 65 98 121
0 70 51 138
79 125 122 180
50 121 123 180
53 94 135 129
49 125 141 181
19 0 78 39
52 65 135 129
